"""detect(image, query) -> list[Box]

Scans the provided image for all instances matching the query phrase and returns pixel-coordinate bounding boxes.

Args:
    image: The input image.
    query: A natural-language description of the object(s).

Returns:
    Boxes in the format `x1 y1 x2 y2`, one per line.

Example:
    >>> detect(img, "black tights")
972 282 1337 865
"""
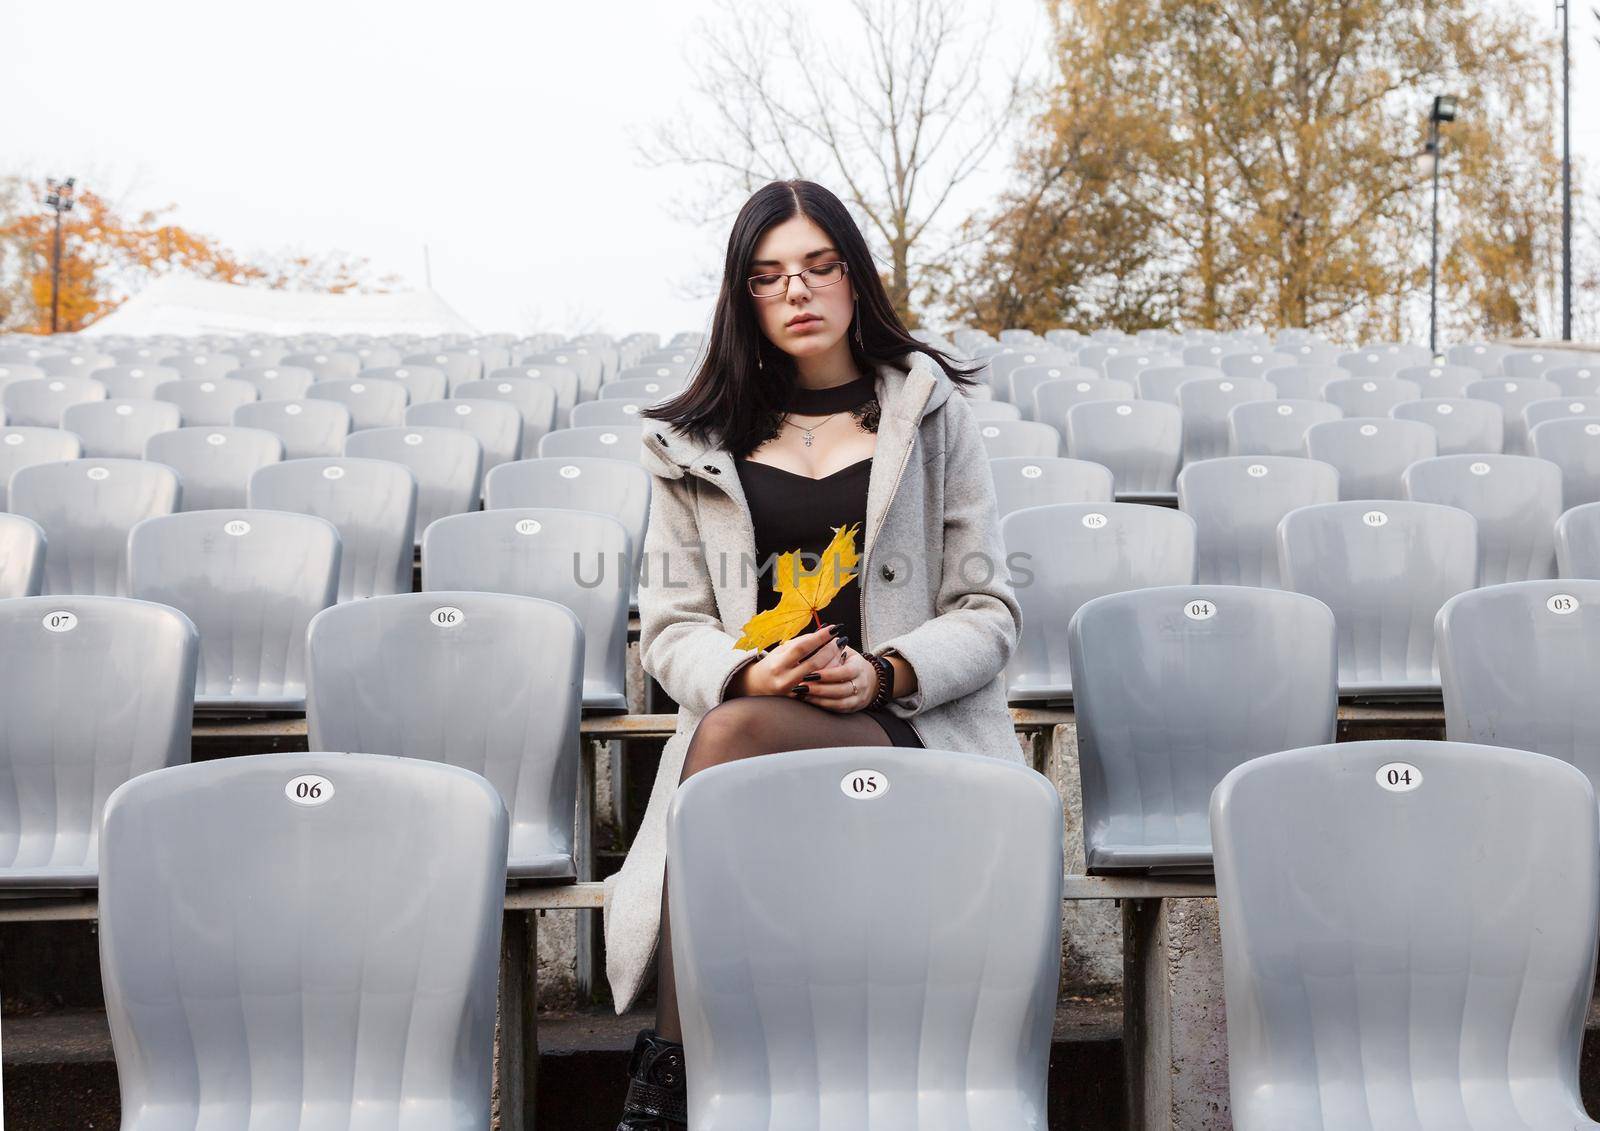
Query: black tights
654 696 893 1042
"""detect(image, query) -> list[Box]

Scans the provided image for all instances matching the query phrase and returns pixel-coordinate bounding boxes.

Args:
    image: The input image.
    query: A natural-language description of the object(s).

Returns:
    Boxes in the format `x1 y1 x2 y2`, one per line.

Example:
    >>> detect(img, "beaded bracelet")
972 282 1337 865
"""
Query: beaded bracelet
865 651 895 710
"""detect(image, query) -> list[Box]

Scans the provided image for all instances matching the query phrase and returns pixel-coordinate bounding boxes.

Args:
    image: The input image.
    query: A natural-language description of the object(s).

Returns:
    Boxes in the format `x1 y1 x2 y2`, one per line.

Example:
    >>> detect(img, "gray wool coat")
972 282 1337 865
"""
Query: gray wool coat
603 349 1025 1013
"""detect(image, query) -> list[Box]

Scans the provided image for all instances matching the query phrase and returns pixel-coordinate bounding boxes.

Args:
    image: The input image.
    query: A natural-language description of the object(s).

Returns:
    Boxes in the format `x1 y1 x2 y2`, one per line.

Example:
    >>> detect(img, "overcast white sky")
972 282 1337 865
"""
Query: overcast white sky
1 0 1592 338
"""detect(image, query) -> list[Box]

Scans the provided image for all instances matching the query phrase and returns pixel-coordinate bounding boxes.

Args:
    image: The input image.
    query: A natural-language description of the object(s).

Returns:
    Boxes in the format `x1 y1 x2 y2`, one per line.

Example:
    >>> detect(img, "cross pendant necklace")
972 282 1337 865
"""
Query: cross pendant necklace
784 410 845 447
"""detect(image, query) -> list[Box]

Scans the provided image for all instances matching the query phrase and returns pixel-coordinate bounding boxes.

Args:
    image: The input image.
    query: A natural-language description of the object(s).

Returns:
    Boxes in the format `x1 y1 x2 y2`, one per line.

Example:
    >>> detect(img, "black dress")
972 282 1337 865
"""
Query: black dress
735 375 924 749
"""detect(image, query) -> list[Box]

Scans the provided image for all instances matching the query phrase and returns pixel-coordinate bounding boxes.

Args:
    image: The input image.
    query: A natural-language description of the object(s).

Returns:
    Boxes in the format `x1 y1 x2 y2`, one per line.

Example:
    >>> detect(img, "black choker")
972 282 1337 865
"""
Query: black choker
784 375 876 414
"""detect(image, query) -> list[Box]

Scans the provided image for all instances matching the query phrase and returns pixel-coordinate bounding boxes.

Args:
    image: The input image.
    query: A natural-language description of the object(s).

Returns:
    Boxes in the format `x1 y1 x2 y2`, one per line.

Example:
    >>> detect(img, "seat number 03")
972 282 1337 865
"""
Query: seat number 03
840 769 890 800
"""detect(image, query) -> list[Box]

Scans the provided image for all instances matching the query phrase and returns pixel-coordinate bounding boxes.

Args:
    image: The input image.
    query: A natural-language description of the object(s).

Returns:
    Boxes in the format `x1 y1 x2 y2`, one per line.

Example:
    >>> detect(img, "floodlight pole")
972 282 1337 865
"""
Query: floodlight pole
1559 0 1572 340
1428 116 1443 358
44 177 76 335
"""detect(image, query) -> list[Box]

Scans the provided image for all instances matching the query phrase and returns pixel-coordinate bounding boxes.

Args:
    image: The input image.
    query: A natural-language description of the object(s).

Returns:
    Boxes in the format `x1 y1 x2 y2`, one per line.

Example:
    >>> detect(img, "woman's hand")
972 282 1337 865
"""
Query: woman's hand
729 624 847 699
795 646 879 713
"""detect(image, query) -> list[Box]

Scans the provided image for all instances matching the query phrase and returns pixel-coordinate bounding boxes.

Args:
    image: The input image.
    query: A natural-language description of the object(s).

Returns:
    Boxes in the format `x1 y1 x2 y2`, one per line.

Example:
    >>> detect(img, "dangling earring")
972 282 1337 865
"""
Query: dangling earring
854 297 864 349
757 350 764 371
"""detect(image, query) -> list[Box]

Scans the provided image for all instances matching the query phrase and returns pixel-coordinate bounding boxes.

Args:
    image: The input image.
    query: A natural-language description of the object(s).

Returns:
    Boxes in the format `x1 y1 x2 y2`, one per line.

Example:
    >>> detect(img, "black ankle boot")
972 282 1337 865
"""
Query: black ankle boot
616 1028 687 1130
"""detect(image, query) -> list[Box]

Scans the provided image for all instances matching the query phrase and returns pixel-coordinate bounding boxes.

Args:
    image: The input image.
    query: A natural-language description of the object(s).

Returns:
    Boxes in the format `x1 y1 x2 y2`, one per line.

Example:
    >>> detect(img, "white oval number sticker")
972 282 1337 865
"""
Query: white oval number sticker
1021 464 1042 478
1470 461 1491 476
1359 424 1379 437
1547 593 1580 615
430 606 464 627
224 520 250 536
1184 599 1216 621
322 465 345 480
1362 510 1389 527
286 774 334 807
1246 464 1268 478
559 464 582 479
515 518 541 535
87 467 110 481
840 769 890 800
1377 762 1422 793
42 610 77 633
1082 512 1108 529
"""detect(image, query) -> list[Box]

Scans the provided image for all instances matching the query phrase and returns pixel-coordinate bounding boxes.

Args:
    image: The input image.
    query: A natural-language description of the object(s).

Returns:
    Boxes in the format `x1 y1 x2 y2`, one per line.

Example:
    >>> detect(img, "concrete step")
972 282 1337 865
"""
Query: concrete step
1 999 1125 1131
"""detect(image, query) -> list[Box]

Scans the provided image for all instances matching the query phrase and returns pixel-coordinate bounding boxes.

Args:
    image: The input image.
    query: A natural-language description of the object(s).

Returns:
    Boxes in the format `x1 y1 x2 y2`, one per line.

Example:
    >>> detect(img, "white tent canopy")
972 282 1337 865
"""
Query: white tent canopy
80 276 477 337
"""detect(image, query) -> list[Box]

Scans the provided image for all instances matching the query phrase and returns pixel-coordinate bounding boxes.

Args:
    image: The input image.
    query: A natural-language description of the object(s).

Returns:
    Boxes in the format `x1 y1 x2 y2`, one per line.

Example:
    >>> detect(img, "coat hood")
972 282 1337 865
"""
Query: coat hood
639 350 959 481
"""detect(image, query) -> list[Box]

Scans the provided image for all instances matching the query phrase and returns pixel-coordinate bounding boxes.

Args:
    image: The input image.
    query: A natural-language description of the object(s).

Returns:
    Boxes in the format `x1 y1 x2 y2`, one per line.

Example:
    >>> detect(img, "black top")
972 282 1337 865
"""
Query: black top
735 375 922 748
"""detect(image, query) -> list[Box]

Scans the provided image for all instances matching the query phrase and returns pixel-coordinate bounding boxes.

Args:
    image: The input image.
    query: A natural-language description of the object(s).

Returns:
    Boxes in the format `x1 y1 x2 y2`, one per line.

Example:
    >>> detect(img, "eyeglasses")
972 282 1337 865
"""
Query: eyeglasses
746 260 849 298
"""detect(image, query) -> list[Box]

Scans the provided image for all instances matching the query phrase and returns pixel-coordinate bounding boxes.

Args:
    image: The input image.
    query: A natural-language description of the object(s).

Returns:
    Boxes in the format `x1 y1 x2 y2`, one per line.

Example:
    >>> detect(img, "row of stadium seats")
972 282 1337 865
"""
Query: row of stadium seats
3 569 1593 888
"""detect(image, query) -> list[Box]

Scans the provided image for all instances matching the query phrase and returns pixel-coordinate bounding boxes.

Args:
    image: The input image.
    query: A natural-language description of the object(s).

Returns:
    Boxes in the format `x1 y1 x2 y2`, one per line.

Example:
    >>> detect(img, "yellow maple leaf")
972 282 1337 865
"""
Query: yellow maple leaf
734 522 861 651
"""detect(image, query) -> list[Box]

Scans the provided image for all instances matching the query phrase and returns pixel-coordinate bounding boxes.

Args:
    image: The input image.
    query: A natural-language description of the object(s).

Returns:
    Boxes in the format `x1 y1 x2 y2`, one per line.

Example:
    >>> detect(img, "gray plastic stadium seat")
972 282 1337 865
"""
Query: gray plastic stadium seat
1557 502 1600 578
281 349 360 381
1178 377 1275 463
1525 396 1600 433
128 510 340 710
62 398 181 459
406 398 522 482
1065 400 1181 500
344 426 483 546
1218 351 1295 380
1466 376 1561 455
601 375 684 402
1502 349 1563 380
306 592 581 879
37 353 113 378
153 376 259 426
1395 362 1481 398
1262 364 1344 400
1072 586 1337 872
3 376 106 426
974 419 1060 459
1032 376 1135 433
1322 376 1421 418
614 363 688 387
1178 457 1339 587
990 456 1113 518
100 752 506 1130
1278 500 1478 694
0 596 194 886
403 350 480 392
1304 417 1437 500
0 426 83 508
1001 502 1196 702
1403 454 1561 583
454 377 557 458
537 425 644 462
1135 364 1223 404
1336 347 1411 378
249 458 416 601
1548 363 1600 396
1227 398 1341 457
1533 418 1600 508
668 746 1061 1131
1390 397 1503 455
967 400 1023 422
1012 364 1097 418
422 508 629 711
229 363 315 401
490 364 578 426
145 426 285 511
570 399 651 428
484 455 650 561
1212 739 1600 1131
0 513 45 597
0 361 47 387
159 350 240 382
1448 341 1510 372
1182 343 1238 367
10 459 180 596
1439 580 1600 785
307 376 409 431
362 364 446 404
233 398 352 459
94 364 181 400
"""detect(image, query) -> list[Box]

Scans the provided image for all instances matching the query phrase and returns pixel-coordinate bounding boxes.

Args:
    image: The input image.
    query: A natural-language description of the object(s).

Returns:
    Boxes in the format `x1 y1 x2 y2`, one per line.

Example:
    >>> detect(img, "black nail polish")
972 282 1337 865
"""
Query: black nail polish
803 673 821 682
791 684 809 695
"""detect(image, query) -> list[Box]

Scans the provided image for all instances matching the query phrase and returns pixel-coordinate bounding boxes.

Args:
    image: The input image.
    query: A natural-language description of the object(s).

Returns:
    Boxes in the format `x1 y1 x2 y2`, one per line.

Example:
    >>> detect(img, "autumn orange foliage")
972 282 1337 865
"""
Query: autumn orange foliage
0 179 396 334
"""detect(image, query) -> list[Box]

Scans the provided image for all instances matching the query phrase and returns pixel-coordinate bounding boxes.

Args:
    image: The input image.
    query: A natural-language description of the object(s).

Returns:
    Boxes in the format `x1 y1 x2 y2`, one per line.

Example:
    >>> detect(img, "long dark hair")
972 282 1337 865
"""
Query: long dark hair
643 180 977 457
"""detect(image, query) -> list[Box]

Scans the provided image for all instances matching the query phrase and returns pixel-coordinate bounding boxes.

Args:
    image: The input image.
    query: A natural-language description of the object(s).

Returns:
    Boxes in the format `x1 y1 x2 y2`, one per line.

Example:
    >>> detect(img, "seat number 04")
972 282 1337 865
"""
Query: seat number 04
1376 762 1422 793
840 769 890 800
